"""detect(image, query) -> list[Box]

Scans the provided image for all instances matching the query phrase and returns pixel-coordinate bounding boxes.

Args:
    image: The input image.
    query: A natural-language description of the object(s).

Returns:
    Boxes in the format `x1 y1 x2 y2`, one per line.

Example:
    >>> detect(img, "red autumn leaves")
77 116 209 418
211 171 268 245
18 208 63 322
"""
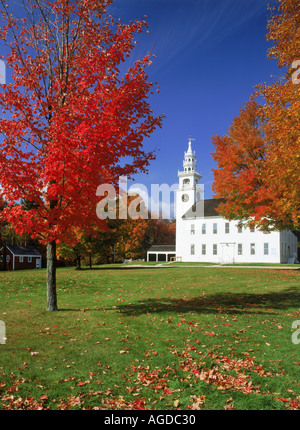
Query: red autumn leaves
0 1 162 245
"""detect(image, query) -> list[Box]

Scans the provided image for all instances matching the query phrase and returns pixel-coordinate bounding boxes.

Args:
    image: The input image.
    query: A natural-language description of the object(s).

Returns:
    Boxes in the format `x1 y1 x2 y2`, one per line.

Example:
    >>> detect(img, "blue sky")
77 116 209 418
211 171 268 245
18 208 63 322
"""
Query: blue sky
108 0 279 215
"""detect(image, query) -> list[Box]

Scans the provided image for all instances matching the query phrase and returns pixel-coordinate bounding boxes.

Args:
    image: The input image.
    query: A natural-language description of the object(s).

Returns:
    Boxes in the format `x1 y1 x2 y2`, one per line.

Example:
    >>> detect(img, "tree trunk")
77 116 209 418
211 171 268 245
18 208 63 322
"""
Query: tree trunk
47 240 58 311
76 254 81 270
3 245 7 271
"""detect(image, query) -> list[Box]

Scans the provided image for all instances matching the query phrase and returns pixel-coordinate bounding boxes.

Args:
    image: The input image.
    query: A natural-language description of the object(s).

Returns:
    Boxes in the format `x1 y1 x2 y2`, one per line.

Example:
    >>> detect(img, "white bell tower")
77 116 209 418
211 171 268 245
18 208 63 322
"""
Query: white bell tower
176 138 202 220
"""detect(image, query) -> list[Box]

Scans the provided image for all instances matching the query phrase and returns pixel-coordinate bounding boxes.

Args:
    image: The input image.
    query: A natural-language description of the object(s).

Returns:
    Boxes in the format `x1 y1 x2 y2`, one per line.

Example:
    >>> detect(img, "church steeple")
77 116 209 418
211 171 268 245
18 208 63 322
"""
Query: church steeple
183 138 197 174
176 138 202 219
178 138 201 188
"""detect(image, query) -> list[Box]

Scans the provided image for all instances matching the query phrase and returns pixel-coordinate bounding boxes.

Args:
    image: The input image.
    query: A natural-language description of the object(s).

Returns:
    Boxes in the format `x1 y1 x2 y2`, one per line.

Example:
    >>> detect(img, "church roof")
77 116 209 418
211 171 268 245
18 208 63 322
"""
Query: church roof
147 245 176 252
182 198 225 219
4 245 41 256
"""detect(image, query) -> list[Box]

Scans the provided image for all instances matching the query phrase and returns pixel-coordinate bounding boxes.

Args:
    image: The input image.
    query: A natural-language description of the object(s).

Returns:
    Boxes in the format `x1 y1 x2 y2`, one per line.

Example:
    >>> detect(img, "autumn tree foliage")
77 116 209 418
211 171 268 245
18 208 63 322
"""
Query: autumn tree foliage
112 217 149 261
0 0 162 310
147 218 175 246
106 194 175 261
57 194 176 265
212 101 272 229
100 194 175 262
212 0 300 231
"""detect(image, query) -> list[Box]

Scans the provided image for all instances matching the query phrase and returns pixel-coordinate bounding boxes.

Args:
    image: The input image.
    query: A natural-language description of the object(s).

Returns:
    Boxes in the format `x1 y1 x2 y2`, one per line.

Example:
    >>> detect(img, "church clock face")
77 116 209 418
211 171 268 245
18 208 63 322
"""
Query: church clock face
182 193 189 202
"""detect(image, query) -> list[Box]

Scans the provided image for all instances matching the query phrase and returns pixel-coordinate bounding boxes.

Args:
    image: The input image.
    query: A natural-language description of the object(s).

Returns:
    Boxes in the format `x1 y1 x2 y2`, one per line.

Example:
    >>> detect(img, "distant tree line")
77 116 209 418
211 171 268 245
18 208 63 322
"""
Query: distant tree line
0 196 175 270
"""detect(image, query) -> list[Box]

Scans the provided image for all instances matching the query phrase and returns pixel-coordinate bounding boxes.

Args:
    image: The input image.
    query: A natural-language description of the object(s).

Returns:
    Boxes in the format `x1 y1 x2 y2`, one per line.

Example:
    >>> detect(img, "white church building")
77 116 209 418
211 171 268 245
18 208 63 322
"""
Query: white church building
173 139 298 264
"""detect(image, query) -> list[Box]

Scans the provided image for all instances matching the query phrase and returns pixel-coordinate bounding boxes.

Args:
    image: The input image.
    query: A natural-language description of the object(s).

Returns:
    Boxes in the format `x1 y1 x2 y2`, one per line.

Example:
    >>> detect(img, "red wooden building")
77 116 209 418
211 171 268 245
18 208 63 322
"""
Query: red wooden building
1 245 42 271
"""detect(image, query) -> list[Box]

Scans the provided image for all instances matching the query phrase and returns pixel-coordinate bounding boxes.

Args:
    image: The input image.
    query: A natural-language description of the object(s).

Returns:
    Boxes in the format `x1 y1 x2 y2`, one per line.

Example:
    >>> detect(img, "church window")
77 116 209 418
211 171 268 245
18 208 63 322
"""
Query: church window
264 243 269 255
202 244 206 255
250 243 255 255
213 223 217 234
202 223 206 234
238 226 243 233
225 223 230 234
213 244 217 255
238 244 242 255
191 224 195 235
191 244 195 255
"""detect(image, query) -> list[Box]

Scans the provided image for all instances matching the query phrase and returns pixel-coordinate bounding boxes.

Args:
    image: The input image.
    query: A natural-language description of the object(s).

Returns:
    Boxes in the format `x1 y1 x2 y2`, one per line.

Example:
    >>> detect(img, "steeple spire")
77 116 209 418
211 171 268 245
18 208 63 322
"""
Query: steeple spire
183 137 196 171
186 137 195 155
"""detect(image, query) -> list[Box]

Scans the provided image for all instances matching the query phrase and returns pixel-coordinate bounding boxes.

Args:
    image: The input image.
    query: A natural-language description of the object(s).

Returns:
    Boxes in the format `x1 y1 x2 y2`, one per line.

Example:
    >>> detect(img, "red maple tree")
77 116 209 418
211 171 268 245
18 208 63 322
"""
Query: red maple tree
0 0 162 310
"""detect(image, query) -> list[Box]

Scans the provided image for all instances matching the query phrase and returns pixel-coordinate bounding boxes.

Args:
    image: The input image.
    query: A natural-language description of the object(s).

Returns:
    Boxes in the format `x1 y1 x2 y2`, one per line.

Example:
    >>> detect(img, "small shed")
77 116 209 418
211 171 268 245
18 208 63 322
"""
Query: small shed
147 245 176 262
1 245 42 271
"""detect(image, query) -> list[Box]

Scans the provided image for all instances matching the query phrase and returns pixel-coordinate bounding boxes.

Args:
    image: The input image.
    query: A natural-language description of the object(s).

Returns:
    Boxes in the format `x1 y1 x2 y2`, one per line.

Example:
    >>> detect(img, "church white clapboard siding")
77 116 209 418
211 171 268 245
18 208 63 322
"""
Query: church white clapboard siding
175 139 298 264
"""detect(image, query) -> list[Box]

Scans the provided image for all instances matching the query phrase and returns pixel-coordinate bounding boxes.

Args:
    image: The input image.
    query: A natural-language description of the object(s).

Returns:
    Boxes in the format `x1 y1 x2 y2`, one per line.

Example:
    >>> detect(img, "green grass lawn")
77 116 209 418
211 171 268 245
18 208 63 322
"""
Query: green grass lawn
0 265 300 410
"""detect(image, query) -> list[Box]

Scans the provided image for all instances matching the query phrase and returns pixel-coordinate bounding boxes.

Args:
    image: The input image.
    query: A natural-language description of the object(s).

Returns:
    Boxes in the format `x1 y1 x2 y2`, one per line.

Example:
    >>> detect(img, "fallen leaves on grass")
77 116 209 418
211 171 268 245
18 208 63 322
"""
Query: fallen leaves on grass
102 396 148 410
130 364 169 393
57 395 82 409
171 347 278 395
188 395 206 410
1 394 49 410
197 367 255 393
276 396 300 410
199 353 277 393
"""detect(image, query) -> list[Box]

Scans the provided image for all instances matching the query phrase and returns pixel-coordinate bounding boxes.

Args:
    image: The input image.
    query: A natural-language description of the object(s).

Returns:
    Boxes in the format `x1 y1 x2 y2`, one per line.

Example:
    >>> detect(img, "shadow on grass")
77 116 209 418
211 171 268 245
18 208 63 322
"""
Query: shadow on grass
77 265 300 272
60 287 300 316
115 288 300 316
77 265 180 271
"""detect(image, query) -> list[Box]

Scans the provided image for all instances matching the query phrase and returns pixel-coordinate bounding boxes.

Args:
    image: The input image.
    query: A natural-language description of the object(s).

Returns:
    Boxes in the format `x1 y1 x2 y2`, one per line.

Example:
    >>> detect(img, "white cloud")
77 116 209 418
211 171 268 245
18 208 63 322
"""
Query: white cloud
111 0 269 73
